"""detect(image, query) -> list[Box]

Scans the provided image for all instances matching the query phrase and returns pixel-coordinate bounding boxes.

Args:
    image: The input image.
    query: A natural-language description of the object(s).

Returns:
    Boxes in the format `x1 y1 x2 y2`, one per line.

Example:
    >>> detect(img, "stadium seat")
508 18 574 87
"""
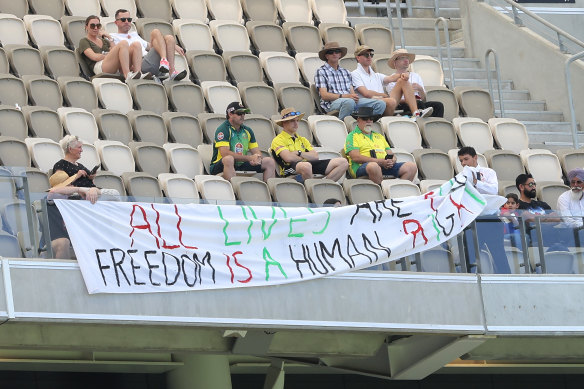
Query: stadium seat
304 178 346 206
22 75 62 110
310 0 347 25
520 149 563 184
61 16 86 49
0 0 28 18
411 55 445 87
275 0 313 24
259 52 302 85
92 109 132 144
209 20 251 53
419 179 447 194
452 117 494 154
454 86 495 122
126 79 169 115
557 148 584 178
77 140 101 172
92 78 133 115
173 20 214 51
197 113 226 144
65 0 101 17
23 15 65 48
122 171 163 199
94 170 126 196
134 18 173 39
5 45 44 77
25 168 50 193
205 0 244 23
158 173 199 201
22 106 63 142
295 52 324 86
380 117 423 153
0 14 28 46
246 21 287 53
163 112 204 149
201 81 241 114
57 107 99 144
0 48 8 74
25 137 64 173
275 83 317 116
194 175 236 202
223 51 264 83
230 176 272 203
59 76 99 112
417 118 457 153
371 54 393 77
0 105 27 140
164 81 206 116
29 0 65 19
0 75 27 108
186 51 228 82
354 24 394 55
240 114 276 152
267 177 308 204
238 82 279 119
483 149 525 182
499 180 519 197
241 0 278 23
537 182 569 208
319 23 358 53
41 47 79 79
488 118 529 154
164 143 204 179
416 247 456 273
343 179 383 204
0 136 30 167
307 115 347 153
135 0 172 21
425 86 459 122
413 149 453 180
171 0 208 21
129 141 170 177
543 251 577 274
127 110 167 146
339 56 357 72
448 149 488 174
100 0 137 17
95 140 136 176
381 179 421 199
283 22 322 54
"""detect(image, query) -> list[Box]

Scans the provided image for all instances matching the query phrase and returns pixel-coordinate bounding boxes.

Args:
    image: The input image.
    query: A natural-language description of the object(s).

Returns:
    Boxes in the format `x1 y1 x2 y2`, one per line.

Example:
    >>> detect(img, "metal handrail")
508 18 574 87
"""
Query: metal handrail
565 50 584 149
388 0 405 49
434 17 454 89
484 49 505 118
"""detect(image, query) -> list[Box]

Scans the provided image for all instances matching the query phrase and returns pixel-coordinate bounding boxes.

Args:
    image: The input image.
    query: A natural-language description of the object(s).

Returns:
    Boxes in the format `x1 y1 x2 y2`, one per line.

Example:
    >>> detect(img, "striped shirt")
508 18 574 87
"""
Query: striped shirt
314 62 353 111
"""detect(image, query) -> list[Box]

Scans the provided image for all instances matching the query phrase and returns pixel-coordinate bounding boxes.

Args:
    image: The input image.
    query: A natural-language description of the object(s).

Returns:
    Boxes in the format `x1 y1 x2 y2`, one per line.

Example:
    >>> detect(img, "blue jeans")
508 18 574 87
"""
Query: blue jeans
327 97 386 119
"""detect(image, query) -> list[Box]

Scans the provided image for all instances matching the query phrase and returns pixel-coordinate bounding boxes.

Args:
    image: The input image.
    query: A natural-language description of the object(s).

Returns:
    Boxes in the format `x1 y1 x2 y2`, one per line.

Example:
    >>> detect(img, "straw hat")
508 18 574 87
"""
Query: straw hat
274 107 305 127
354 45 374 57
318 42 347 61
49 171 77 189
387 48 416 69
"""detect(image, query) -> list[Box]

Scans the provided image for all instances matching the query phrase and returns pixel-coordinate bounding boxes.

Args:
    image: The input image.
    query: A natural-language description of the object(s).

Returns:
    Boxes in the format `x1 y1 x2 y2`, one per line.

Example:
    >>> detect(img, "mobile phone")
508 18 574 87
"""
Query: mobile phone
385 154 394 160
90 165 99 175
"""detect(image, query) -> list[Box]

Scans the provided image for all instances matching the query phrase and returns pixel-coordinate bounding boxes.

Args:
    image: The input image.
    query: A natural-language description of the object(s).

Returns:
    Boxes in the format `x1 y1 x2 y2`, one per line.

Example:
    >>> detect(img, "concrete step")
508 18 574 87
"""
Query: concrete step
407 46 466 57
498 110 564 122
494 100 546 111
444 68 498 79
527 131 584 145
446 78 514 89
347 16 462 30
447 58 481 69
499 90 531 101
522 121 575 133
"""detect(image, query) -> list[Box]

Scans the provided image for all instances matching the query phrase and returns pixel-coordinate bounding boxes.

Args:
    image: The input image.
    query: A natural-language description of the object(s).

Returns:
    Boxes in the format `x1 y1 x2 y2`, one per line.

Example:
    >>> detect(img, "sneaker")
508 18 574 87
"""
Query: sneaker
414 107 433 118
169 69 187 82
159 58 170 73
125 71 141 82
141 72 154 80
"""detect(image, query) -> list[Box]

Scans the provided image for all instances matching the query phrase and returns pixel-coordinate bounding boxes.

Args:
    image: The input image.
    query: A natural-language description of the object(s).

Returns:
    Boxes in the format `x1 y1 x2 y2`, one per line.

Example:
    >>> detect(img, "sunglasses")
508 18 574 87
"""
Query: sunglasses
524 182 537 188
89 23 102 29
282 111 300 119
117 17 132 22
571 180 584 185
326 49 342 55
235 112 246 116
360 53 374 58
359 117 374 121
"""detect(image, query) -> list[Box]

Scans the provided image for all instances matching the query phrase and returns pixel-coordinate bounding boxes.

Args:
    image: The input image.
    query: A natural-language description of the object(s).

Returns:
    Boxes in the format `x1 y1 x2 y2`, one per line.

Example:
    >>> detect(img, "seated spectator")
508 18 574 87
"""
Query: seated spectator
501 193 522 250
210 102 276 182
110 9 187 81
79 15 143 82
557 168 584 229
323 198 342 207
385 49 444 119
270 108 348 182
315 42 385 119
344 106 417 184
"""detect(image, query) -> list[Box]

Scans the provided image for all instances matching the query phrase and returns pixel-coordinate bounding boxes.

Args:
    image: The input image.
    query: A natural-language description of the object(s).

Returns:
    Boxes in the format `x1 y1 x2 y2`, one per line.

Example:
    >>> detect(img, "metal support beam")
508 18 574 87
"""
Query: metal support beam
388 335 492 380
263 360 285 389
232 331 276 356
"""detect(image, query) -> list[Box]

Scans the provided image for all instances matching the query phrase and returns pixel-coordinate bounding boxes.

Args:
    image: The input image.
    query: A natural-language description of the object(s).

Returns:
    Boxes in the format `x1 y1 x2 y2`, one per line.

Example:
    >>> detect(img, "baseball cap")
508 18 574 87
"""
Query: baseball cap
226 101 250 115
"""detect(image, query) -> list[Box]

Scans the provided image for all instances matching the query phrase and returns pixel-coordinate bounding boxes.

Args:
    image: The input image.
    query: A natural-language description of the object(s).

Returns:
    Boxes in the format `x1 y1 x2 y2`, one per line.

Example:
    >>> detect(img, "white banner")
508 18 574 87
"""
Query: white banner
55 171 501 294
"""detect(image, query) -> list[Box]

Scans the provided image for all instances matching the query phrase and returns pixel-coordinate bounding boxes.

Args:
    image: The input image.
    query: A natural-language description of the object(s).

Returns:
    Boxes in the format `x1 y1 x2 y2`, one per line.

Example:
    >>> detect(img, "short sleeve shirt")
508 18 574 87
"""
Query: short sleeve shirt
78 37 111 70
52 159 95 188
351 63 386 97
270 131 313 176
210 120 259 169
386 71 425 98
344 128 391 177
110 31 148 56
518 199 552 214
314 63 353 111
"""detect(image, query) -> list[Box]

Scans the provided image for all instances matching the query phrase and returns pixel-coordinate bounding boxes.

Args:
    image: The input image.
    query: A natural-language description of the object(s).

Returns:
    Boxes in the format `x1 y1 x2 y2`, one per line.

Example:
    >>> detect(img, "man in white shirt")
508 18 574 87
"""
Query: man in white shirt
557 168 584 229
457 146 498 195
110 9 186 81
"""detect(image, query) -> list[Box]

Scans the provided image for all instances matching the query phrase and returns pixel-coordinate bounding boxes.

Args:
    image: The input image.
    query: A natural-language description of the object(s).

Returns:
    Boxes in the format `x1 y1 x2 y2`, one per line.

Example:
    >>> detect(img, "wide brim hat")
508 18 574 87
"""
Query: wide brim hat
49 171 77 189
318 42 348 61
387 48 416 69
354 45 374 57
351 106 381 122
274 107 305 126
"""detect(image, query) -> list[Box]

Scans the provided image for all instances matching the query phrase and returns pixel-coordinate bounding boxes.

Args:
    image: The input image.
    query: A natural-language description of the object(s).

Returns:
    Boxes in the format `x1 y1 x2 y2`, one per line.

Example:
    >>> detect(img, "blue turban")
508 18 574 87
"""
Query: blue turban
567 168 584 182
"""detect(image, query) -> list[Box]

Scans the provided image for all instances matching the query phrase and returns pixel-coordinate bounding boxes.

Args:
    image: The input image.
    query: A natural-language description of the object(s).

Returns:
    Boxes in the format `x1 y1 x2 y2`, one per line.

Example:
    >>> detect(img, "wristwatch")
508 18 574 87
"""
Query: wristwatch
297 150 302 157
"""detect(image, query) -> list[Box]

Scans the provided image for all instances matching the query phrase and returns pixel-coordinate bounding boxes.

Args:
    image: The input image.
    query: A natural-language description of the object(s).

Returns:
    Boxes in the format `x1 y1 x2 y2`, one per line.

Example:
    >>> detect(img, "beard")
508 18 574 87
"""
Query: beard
523 187 537 199
570 188 583 201
361 124 372 133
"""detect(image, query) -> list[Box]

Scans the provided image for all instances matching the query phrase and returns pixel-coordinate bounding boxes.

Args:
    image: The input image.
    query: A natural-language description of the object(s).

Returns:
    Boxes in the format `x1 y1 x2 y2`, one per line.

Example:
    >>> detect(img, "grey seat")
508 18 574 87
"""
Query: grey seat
121 171 163 200
129 141 171 177
164 81 206 116
237 82 279 119
0 105 27 140
0 136 30 167
22 106 63 142
58 76 99 112
246 21 287 53
127 79 169 115
41 46 79 79
0 75 28 107
93 109 133 144
417 118 458 153
342 179 383 204
186 51 228 83
282 22 322 54
222 51 264 83
163 112 204 148
22 75 62 111
412 149 453 180
305 178 346 206
4 44 44 77
94 171 127 197
127 110 168 146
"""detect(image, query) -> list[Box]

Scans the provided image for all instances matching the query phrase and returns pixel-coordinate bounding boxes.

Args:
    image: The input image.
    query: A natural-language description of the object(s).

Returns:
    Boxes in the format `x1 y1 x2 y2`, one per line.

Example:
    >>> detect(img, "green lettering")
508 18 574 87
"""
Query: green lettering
217 206 241 246
288 217 307 238
262 247 287 281
306 208 330 235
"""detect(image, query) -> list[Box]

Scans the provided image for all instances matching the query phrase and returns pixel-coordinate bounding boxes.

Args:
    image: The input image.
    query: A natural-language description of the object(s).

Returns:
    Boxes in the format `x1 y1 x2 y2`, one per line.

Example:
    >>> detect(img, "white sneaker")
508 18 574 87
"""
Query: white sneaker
414 107 433 119
140 72 154 80
125 71 141 82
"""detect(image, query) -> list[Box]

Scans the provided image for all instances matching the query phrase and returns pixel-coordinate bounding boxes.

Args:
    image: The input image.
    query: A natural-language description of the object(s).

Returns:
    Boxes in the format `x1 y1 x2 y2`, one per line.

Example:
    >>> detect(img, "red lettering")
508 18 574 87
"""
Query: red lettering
424 191 436 211
233 251 252 283
151 204 180 249
175 205 198 249
225 253 235 283
129 204 159 248
449 195 473 218
403 219 428 248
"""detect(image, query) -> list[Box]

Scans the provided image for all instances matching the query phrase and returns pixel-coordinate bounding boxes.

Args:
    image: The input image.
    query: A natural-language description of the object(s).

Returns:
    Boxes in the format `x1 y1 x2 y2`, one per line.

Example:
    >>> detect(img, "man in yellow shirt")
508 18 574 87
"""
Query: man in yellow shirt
344 106 417 184
270 107 348 182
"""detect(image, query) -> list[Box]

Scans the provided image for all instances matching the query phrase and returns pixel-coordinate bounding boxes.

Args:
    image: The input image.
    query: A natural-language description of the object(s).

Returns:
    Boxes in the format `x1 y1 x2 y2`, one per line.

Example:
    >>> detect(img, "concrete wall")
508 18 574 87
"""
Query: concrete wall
521 0 584 41
461 1 584 133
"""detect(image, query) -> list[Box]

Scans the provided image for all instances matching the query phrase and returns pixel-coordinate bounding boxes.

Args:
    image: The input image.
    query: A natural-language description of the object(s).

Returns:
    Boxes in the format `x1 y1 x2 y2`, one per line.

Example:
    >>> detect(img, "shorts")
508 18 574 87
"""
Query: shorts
47 202 69 241
211 160 263 175
141 49 161 75
283 159 330 177
93 60 104 74
355 161 404 178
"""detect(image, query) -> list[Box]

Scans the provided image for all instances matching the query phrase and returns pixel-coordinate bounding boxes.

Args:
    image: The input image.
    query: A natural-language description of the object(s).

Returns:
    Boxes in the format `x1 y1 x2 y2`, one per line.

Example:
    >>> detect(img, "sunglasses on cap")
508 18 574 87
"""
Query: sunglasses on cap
326 49 342 55
282 111 301 119
359 53 374 58
234 111 246 116
89 23 102 29
117 17 132 22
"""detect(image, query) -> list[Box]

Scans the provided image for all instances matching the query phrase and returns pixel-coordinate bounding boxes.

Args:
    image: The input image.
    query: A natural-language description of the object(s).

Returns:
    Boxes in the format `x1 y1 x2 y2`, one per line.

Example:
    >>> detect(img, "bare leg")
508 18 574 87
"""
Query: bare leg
398 162 417 181
129 41 143 72
261 157 276 182
51 237 71 259
324 158 349 181
365 162 383 185
389 78 418 114
221 155 236 181
164 35 177 73
149 29 167 58
382 97 397 116
295 161 314 180
101 40 131 77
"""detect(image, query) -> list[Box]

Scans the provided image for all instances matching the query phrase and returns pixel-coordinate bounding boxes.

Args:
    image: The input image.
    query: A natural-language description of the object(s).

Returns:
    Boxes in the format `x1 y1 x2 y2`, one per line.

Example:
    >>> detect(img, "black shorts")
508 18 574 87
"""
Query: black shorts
211 160 263 175
284 159 331 177
47 202 69 241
